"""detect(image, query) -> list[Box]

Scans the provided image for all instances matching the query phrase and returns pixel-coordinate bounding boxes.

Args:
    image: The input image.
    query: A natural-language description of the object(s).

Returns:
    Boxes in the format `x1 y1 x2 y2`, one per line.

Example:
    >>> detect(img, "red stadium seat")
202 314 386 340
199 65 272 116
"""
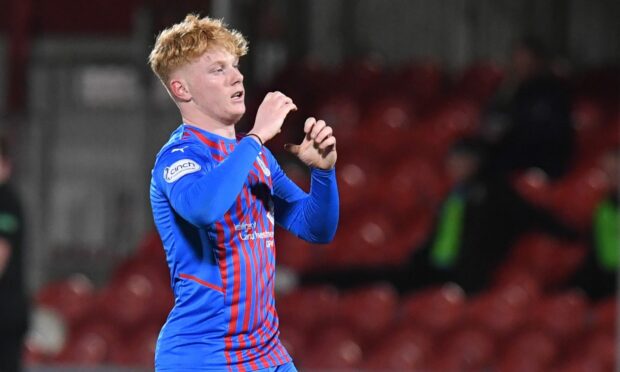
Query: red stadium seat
334 150 382 213
550 167 611 230
453 61 504 103
362 326 433 371
496 328 559 372
377 155 447 220
529 291 589 341
277 285 340 331
591 296 616 332
327 209 398 267
511 168 553 208
99 260 174 327
338 283 399 343
395 61 444 114
402 284 466 334
301 326 363 370
506 233 586 289
315 94 361 142
465 288 530 337
554 355 607 372
108 322 160 368
54 319 120 365
35 274 96 326
278 325 306 363
428 326 495 371
275 227 319 273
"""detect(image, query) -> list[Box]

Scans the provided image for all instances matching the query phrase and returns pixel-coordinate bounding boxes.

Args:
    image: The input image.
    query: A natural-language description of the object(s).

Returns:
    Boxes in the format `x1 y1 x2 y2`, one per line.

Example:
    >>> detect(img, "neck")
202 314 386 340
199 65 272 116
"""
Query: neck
181 113 237 139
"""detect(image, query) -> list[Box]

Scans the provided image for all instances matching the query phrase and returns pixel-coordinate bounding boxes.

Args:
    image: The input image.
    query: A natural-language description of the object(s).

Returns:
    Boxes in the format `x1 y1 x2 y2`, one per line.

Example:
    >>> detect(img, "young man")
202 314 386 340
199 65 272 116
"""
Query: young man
148 15 339 371
0 136 28 372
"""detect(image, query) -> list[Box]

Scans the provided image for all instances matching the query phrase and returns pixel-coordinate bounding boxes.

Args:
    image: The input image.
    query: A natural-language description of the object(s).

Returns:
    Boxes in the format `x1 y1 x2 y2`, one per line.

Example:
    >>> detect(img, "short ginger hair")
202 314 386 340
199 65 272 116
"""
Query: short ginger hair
148 14 248 84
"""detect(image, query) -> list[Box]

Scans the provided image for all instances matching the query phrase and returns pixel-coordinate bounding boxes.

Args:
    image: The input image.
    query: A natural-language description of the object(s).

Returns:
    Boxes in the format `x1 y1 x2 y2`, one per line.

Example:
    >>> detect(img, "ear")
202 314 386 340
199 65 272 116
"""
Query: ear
169 78 192 102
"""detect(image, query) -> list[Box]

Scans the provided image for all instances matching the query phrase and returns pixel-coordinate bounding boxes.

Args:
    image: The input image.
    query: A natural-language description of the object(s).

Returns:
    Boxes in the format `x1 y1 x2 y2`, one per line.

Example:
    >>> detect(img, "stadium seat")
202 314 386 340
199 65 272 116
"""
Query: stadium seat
98 261 173 327
275 226 318 273
108 321 160 367
278 325 306 363
327 209 397 267
300 326 363 370
428 326 495 371
315 94 361 142
591 296 616 332
361 326 433 371
528 291 589 341
465 288 529 337
401 283 466 334
54 319 120 365
334 150 382 212
550 167 610 229
453 61 504 103
378 155 447 220
35 273 96 326
338 283 399 343
496 328 559 372
506 233 586 289
277 285 340 332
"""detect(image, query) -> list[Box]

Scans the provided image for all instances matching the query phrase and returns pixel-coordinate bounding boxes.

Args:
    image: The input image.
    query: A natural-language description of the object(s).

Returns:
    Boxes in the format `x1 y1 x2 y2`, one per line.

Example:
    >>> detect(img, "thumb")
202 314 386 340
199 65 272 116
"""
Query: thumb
284 143 300 155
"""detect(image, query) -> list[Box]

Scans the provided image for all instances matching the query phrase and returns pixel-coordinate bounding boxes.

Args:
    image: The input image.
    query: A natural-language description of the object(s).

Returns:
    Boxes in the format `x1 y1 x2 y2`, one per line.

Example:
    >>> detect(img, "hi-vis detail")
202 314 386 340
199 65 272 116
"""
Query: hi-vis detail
164 159 201 183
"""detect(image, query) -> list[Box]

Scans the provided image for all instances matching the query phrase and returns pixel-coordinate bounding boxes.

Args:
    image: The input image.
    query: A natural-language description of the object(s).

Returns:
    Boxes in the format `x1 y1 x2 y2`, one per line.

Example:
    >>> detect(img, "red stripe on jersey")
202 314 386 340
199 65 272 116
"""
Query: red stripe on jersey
186 127 219 149
179 273 224 293
223 213 242 347
216 222 233 367
240 188 261 347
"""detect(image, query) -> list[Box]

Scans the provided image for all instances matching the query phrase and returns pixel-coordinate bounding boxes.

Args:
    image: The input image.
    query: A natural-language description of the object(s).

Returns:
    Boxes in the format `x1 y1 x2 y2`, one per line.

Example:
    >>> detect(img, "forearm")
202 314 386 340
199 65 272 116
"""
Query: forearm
281 168 339 243
173 138 261 226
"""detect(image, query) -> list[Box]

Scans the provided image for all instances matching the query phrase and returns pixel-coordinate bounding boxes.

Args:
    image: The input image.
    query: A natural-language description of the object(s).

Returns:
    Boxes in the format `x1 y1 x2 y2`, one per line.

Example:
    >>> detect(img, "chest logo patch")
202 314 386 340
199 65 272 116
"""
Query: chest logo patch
164 159 201 183
256 156 271 177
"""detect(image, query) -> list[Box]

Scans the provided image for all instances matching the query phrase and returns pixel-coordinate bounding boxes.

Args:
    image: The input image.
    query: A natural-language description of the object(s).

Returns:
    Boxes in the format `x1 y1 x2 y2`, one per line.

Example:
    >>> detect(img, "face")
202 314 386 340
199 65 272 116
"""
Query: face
175 47 245 126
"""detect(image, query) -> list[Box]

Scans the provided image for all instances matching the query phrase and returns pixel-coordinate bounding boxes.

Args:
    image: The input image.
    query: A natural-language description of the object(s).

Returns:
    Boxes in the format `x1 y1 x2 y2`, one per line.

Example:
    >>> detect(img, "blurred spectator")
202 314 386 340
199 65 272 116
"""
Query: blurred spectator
303 138 578 294
482 37 574 179
567 148 619 300
0 136 28 372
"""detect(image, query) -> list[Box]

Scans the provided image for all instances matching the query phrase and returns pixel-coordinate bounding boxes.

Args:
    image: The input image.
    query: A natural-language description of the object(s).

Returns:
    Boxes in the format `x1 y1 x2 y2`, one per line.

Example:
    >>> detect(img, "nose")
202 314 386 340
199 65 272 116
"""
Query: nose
231 67 243 86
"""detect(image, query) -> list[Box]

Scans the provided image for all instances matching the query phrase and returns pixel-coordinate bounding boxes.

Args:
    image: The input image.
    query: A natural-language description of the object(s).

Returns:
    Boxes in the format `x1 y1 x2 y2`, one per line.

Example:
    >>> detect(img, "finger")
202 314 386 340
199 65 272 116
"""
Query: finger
310 120 326 139
262 92 274 102
304 117 316 134
318 135 336 151
283 143 300 155
279 103 298 119
314 126 333 144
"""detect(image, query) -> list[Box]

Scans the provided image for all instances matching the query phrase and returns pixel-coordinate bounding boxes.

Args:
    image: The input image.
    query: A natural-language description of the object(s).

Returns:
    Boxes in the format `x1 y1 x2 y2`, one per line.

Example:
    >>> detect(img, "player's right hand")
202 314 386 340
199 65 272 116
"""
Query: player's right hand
249 91 297 144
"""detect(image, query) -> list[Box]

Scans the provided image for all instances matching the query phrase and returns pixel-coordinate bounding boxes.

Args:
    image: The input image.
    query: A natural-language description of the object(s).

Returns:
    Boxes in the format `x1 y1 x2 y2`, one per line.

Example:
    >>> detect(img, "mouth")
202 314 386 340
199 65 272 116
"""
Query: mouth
231 90 244 100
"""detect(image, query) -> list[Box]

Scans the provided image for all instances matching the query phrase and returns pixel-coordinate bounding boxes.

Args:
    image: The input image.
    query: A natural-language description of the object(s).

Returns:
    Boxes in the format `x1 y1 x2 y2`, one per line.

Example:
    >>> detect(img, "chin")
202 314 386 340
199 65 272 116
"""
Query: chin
229 110 245 124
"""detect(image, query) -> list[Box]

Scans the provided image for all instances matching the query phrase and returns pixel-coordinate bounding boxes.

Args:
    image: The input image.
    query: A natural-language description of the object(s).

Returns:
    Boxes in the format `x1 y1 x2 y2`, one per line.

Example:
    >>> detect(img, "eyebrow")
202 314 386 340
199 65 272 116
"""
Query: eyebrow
207 58 239 68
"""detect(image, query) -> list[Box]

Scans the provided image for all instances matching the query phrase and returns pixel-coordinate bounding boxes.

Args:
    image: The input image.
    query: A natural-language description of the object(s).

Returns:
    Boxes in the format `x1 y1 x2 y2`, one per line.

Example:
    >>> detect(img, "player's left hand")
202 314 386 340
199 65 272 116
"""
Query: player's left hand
284 117 337 170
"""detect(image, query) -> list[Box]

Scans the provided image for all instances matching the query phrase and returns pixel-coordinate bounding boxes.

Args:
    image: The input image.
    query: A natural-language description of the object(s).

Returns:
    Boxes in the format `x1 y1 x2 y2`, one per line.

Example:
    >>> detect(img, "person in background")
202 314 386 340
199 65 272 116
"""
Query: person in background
0 136 28 372
483 37 574 180
567 148 619 300
303 138 577 294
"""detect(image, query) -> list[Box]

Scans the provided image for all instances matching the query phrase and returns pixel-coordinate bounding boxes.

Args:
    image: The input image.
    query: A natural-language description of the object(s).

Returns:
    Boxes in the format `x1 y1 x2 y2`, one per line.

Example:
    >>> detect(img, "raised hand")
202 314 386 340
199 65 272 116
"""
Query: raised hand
249 91 297 144
284 117 337 170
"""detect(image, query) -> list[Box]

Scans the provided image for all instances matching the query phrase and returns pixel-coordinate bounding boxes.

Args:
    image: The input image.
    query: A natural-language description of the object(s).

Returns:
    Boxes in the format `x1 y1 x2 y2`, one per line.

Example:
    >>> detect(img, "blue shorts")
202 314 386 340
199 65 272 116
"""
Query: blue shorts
254 362 298 372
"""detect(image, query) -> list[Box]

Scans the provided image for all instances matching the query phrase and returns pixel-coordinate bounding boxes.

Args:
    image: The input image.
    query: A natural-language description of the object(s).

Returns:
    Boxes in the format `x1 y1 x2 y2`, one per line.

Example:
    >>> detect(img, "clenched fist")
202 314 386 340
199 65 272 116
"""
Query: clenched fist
248 91 297 144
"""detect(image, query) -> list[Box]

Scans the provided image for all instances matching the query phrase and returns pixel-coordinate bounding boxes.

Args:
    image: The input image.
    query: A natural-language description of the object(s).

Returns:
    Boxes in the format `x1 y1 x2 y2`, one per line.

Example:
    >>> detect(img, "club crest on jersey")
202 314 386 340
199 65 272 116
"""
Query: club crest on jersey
256 156 271 177
164 159 201 183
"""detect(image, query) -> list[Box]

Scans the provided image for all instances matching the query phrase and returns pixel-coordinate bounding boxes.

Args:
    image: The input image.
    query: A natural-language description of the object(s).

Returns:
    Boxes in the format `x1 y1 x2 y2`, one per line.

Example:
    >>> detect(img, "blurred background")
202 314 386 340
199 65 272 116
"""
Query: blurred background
0 0 618 371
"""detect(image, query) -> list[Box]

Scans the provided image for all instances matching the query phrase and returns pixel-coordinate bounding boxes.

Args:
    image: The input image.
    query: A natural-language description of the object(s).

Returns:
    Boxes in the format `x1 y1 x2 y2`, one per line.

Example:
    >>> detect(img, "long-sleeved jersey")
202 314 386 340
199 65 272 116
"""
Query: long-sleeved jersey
150 124 339 371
